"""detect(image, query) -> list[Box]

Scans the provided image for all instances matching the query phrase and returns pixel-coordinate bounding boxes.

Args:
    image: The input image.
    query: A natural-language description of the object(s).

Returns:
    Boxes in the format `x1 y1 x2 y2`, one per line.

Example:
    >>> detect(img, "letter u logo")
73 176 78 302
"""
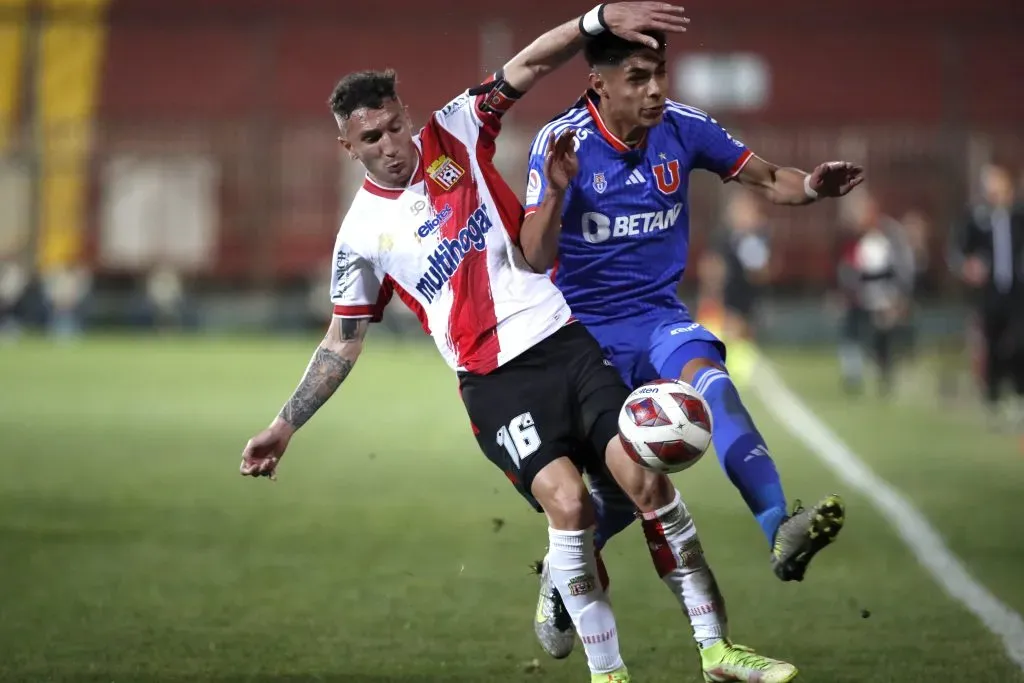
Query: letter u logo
653 159 680 195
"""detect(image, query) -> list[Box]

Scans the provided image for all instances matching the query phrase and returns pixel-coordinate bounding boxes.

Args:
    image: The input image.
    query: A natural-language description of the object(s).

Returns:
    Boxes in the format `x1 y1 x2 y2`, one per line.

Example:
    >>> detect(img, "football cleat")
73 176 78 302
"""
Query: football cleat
771 494 845 582
592 666 631 683
533 556 576 659
700 640 798 683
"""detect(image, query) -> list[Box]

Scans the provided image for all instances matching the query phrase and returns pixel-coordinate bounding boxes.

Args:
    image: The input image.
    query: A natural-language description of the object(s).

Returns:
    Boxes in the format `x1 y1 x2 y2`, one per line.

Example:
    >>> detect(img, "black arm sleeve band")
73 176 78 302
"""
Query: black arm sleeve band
468 69 524 114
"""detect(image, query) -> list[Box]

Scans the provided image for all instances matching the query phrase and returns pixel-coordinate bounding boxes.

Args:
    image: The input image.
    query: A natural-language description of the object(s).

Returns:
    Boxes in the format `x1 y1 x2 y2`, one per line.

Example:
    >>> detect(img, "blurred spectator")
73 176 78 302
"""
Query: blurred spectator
835 191 915 395
950 163 1024 428
901 209 932 292
0 260 30 340
143 266 194 331
713 191 774 343
897 209 933 358
694 249 727 341
41 266 92 339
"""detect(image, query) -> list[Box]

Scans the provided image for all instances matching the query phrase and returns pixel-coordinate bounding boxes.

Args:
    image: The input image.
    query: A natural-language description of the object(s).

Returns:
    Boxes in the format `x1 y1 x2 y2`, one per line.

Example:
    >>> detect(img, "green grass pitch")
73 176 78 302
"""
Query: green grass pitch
1 335 1022 682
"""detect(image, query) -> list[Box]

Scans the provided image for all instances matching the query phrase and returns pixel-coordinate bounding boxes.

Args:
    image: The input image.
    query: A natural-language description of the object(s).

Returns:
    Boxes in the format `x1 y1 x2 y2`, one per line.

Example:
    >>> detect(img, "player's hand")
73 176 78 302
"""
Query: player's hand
602 2 690 50
544 128 579 192
240 422 293 481
807 161 865 198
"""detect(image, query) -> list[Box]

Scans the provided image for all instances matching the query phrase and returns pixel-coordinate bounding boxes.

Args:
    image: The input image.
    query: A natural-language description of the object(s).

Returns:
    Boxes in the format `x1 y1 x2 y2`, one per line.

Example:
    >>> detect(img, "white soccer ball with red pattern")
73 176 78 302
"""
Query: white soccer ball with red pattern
617 379 712 474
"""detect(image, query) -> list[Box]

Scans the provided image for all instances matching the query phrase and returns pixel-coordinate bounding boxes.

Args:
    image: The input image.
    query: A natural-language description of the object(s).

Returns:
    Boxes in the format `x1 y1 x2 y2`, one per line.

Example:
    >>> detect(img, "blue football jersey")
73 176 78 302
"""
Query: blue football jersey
525 91 752 328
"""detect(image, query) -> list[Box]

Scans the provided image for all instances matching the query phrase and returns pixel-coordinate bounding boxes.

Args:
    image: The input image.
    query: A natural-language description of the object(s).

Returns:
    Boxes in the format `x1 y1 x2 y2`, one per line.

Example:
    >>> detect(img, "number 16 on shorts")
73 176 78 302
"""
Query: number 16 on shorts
496 412 541 468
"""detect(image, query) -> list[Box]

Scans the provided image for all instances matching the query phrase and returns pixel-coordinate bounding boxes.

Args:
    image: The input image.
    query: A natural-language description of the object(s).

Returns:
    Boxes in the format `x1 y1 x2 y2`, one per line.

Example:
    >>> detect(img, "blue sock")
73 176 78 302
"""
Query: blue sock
691 365 788 544
589 471 637 551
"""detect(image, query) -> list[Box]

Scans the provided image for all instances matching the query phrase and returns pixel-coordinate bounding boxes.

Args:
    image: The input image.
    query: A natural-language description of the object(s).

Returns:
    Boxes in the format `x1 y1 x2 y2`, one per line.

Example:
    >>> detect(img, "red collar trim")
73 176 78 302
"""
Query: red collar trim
361 146 423 199
584 91 646 153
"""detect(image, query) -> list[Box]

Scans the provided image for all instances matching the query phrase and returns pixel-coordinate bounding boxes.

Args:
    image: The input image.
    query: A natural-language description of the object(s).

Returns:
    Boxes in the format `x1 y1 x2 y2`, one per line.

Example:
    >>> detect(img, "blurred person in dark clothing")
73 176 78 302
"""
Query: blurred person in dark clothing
896 209 933 358
951 163 1024 427
714 191 773 343
836 192 914 395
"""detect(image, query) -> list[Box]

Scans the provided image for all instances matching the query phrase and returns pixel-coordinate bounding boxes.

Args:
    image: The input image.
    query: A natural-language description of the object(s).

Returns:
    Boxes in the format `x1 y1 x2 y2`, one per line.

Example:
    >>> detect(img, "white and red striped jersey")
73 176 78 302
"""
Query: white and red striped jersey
330 79 572 374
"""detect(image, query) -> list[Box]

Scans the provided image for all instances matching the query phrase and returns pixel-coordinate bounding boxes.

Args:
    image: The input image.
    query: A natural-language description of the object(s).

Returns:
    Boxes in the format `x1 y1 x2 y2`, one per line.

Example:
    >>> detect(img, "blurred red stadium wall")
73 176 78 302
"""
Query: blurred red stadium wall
84 0 1024 285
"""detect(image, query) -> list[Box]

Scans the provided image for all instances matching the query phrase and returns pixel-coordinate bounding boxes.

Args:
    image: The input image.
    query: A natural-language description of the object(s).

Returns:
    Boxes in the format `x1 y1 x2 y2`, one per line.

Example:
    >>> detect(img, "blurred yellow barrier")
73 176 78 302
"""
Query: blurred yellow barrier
0 0 29 152
36 0 109 270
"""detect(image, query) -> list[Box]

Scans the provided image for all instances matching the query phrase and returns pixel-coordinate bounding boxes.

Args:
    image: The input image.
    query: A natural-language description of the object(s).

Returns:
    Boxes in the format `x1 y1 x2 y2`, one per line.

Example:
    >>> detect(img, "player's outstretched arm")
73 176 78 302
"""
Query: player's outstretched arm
735 156 864 206
239 317 369 480
501 2 688 94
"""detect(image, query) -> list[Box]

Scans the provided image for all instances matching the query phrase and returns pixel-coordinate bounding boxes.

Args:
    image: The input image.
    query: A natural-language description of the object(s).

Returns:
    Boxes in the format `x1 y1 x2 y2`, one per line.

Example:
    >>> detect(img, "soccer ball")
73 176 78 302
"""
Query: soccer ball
617 379 713 474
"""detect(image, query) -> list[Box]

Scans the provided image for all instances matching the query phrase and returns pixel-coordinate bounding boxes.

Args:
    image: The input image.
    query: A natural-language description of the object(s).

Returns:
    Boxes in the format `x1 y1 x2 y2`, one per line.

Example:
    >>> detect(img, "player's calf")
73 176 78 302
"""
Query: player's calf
603 439 729 648
530 458 626 676
677 357 789 544
640 489 728 649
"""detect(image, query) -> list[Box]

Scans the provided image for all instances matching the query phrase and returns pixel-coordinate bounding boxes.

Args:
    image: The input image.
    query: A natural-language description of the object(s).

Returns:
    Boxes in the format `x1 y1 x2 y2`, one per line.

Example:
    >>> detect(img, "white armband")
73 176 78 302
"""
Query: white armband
803 173 819 201
579 4 608 37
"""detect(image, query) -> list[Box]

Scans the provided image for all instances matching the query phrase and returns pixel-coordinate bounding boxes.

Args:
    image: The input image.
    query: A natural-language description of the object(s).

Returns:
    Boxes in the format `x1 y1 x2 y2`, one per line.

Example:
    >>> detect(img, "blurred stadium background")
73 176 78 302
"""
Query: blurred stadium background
1 1 1023 682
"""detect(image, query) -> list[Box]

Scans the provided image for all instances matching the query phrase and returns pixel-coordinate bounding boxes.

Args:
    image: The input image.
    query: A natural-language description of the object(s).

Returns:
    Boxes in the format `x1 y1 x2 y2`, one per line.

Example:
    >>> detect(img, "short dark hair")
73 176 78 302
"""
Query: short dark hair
328 69 398 120
584 31 667 68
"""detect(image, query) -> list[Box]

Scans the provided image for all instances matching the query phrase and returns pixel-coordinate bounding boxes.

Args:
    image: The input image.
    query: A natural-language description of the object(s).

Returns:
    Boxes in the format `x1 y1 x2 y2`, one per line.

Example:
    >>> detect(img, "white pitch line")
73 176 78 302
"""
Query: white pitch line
752 360 1024 671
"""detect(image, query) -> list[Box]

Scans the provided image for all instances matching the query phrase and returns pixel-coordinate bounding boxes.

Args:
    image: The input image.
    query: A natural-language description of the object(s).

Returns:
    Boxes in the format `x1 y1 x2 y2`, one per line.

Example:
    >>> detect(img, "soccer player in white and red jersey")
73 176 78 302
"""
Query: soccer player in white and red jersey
239 5 794 682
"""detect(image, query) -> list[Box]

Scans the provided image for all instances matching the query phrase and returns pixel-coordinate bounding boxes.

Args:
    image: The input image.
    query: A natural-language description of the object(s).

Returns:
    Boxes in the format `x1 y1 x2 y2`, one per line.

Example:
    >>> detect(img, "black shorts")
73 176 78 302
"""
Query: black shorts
458 323 630 512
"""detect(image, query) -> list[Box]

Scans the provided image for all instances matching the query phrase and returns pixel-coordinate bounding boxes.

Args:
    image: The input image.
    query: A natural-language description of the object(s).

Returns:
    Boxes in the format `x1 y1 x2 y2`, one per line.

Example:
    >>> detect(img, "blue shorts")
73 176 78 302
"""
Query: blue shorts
584 308 727 389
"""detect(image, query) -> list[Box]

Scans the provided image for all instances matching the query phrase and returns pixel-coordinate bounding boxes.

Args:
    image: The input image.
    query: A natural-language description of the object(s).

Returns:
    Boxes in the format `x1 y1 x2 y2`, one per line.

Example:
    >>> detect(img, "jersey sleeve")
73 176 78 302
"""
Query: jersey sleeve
434 70 524 146
690 114 754 181
523 131 550 215
329 234 390 321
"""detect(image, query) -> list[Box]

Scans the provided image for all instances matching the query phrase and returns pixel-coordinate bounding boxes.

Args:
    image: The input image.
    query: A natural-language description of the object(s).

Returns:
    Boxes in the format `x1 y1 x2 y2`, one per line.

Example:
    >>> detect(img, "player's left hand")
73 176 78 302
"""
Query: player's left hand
808 161 865 198
603 3 691 49
544 128 579 192
239 423 293 481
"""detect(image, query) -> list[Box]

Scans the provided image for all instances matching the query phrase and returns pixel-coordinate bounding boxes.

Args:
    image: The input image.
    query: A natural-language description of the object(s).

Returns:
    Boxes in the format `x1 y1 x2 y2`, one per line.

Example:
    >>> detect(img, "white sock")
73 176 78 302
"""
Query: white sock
547 527 624 674
640 490 728 648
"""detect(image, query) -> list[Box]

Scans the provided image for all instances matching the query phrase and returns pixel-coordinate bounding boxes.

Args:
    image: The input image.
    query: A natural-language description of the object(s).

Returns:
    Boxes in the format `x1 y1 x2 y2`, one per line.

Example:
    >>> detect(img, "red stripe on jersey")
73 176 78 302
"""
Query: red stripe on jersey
333 278 393 322
723 149 753 180
421 120 500 374
586 92 646 153
387 276 431 334
476 137 526 246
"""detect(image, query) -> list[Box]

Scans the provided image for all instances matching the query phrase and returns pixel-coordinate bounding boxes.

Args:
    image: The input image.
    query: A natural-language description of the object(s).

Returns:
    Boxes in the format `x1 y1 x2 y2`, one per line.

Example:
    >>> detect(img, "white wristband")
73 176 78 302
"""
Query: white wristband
803 173 819 201
579 4 607 37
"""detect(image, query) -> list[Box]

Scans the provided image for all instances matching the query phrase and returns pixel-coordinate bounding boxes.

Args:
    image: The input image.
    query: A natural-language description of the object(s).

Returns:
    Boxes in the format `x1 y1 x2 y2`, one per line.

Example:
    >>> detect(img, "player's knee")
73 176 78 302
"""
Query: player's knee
680 357 725 386
531 458 595 530
547 485 594 530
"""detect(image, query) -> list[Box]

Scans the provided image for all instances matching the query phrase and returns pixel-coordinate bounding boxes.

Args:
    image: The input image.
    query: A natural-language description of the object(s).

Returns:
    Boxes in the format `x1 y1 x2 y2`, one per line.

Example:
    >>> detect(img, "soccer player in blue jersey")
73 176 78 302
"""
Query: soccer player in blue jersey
521 26 864 664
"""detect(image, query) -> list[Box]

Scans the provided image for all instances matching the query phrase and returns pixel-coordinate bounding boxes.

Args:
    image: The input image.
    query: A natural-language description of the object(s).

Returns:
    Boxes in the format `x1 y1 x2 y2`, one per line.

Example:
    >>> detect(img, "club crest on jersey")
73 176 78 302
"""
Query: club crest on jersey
592 171 607 194
415 204 492 303
427 154 465 190
653 159 681 194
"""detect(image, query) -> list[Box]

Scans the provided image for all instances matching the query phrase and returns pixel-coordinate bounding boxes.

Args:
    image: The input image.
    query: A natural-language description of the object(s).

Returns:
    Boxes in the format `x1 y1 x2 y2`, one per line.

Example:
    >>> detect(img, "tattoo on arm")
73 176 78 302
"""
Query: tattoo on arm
339 317 362 341
278 346 354 430
278 317 368 429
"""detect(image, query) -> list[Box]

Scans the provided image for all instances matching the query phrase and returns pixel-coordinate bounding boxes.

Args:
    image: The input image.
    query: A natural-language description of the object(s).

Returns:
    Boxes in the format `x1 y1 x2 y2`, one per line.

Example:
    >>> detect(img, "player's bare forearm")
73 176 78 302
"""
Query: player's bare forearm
736 157 814 206
521 189 568 272
502 18 584 93
503 4 689 94
736 154 863 205
276 317 368 431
